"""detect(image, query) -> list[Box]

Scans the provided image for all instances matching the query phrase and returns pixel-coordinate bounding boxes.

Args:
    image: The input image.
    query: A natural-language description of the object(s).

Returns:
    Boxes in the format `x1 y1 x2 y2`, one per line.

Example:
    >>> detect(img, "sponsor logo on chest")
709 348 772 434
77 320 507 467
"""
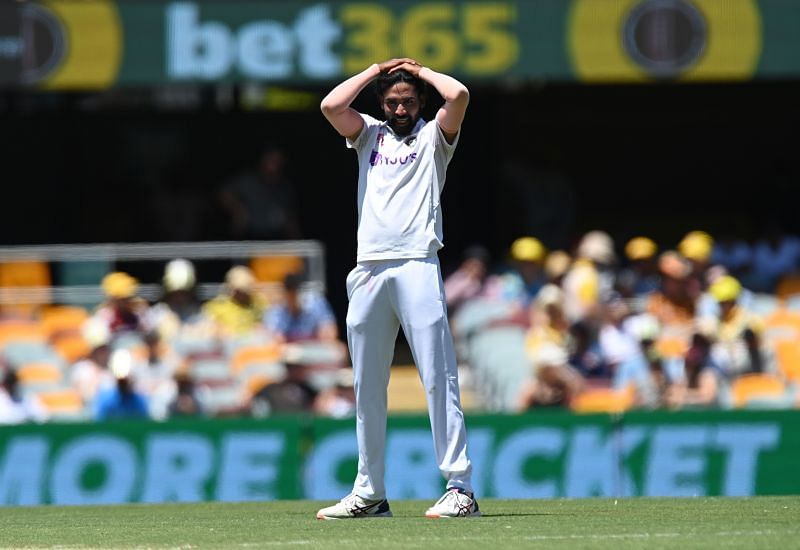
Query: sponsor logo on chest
369 130 419 167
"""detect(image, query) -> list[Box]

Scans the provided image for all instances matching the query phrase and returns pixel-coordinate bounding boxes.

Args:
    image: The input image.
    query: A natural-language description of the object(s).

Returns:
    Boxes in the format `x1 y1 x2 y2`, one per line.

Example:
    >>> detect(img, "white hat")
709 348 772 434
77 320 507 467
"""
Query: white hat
577 231 616 265
164 259 196 292
82 317 112 349
109 349 134 379
536 284 565 309
226 266 256 292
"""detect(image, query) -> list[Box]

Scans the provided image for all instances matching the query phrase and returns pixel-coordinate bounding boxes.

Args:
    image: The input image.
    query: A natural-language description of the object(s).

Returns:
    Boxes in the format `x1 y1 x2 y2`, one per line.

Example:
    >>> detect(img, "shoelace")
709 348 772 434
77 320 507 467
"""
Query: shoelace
343 494 383 516
437 489 474 515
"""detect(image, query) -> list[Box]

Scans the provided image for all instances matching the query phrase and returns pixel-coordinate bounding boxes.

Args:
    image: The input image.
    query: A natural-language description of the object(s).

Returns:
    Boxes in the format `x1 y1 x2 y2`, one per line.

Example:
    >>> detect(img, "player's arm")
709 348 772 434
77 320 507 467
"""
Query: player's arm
421 68 469 144
320 65 377 141
392 63 469 144
321 59 419 141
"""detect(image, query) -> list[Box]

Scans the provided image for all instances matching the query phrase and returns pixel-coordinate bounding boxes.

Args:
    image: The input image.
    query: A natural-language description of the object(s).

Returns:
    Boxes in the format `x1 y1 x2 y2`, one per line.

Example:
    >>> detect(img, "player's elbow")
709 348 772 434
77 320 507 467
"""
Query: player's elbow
320 97 335 116
448 85 470 106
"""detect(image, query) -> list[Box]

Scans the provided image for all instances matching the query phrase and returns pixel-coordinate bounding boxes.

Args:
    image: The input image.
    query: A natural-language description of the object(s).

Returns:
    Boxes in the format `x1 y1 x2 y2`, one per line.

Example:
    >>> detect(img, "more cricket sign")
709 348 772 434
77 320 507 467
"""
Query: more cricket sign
0 410 797 505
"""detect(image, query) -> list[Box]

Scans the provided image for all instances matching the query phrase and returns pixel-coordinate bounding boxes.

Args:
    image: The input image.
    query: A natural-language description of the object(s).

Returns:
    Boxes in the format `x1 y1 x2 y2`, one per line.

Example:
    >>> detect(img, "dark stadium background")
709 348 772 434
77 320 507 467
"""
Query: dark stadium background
1 81 798 329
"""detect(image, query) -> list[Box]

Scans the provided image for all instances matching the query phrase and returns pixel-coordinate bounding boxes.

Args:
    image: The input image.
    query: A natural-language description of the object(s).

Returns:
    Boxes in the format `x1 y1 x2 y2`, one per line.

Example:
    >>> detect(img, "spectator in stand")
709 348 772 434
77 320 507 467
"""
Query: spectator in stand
202 265 268 337
444 245 492 316
70 317 115 408
562 230 616 323
678 230 714 292
250 360 319 416
623 313 683 408
646 251 697 332
167 369 202 417
516 284 585 409
264 272 339 344
699 275 776 378
93 349 150 421
93 271 149 335
543 250 572 288
219 146 302 241
748 224 800 293
146 258 203 342
493 236 548 308
313 368 357 418
597 296 670 406
645 251 702 386
0 368 48 424
617 236 659 299
132 331 181 421
663 331 723 410
568 319 610 382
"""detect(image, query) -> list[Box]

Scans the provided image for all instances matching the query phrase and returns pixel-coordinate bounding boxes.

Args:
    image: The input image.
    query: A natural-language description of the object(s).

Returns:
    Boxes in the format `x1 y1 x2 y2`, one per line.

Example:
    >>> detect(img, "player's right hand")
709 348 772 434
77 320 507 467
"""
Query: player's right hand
377 58 419 73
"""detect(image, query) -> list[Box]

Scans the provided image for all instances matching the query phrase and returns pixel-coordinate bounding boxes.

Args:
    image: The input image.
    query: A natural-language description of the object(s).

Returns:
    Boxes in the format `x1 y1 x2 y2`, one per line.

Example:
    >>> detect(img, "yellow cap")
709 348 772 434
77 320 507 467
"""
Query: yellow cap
510 237 545 262
625 237 657 261
679 231 714 261
101 272 138 299
709 275 742 303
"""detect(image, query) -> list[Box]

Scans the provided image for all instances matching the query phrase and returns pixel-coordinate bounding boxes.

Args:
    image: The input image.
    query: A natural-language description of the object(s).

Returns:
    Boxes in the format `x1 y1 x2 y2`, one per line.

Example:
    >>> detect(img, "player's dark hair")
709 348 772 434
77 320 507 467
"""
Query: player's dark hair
375 69 427 99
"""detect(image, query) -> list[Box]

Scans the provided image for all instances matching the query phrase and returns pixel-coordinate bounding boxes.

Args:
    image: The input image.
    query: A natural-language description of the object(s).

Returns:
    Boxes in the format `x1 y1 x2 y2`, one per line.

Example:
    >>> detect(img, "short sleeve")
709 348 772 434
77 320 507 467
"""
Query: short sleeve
347 113 382 152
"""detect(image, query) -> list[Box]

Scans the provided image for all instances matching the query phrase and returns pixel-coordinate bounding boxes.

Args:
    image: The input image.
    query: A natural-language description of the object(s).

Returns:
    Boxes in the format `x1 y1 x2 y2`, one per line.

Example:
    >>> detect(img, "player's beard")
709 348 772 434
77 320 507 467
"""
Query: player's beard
389 113 418 136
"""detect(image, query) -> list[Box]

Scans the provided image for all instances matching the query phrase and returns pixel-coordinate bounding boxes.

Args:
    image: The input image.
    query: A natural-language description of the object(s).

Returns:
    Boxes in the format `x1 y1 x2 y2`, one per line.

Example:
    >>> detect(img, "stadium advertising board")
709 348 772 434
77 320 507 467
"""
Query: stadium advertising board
0 0 798 89
0 410 798 505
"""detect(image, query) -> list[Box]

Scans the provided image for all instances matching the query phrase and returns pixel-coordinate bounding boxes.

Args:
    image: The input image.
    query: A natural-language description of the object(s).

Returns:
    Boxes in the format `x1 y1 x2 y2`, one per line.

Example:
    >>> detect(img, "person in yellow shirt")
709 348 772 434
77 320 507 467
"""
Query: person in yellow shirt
517 284 585 409
202 266 267 337
702 275 774 377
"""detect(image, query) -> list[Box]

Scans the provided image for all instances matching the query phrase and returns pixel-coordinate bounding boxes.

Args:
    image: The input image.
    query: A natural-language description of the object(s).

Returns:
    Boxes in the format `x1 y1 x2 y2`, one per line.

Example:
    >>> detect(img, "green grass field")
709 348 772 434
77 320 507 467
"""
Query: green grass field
1 497 797 549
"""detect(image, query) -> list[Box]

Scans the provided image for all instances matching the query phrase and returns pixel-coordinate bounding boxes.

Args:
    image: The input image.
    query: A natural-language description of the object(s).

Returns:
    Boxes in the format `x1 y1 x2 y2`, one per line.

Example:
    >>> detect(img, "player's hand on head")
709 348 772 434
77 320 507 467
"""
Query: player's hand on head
388 60 423 76
377 58 419 74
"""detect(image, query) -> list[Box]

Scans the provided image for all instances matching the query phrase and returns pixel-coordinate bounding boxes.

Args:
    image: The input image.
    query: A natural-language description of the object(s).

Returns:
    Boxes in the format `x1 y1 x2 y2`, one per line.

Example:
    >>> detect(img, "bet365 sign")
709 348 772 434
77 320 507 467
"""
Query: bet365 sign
2 0 790 88
165 2 518 81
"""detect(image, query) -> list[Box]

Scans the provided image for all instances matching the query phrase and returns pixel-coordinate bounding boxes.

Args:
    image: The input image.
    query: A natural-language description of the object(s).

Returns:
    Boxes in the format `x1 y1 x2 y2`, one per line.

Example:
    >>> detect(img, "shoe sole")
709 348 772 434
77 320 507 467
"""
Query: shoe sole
316 511 393 520
425 509 481 519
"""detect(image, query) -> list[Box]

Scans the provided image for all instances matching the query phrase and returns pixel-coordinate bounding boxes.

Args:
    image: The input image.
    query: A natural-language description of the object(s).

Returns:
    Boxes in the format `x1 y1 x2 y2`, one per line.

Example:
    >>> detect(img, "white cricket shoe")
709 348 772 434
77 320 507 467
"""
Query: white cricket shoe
316 493 393 520
425 488 481 518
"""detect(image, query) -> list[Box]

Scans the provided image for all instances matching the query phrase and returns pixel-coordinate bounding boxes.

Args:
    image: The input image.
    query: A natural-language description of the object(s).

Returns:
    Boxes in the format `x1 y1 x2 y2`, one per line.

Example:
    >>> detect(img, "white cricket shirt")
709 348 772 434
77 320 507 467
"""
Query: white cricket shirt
347 113 459 262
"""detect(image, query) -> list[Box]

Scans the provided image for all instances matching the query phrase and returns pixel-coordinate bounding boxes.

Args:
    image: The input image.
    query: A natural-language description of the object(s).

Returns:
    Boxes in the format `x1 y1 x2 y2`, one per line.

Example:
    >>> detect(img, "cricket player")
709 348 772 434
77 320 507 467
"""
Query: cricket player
316 58 479 519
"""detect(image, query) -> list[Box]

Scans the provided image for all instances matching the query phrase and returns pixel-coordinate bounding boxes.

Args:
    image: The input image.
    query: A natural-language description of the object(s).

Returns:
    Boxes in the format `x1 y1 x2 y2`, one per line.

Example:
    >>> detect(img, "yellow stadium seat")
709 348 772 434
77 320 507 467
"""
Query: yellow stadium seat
730 373 787 408
570 386 635 414
654 336 689 359
0 321 47 352
37 388 86 419
0 261 51 316
776 275 800 301
230 343 283 374
250 255 304 282
16 361 63 385
774 341 800 382
40 305 89 338
51 333 91 363
387 365 427 412
763 308 800 381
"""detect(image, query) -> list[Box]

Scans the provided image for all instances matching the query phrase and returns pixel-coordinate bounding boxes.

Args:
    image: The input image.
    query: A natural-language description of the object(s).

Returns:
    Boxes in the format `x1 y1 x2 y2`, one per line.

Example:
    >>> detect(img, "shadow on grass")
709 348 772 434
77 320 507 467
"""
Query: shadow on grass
480 512 567 518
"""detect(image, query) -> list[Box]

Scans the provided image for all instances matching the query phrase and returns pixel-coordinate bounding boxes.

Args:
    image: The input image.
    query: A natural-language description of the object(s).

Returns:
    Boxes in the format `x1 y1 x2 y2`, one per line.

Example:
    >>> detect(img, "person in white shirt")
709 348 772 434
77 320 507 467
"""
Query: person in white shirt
316 58 478 520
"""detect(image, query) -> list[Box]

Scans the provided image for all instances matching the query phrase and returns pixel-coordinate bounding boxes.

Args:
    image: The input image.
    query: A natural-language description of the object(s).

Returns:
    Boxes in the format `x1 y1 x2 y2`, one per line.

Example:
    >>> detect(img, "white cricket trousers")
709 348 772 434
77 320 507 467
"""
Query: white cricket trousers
345 256 473 500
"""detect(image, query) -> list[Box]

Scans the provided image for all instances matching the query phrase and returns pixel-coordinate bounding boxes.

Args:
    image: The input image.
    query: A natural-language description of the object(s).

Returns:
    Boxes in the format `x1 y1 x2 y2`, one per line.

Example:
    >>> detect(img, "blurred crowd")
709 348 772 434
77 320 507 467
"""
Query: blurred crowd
2 227 800 424
445 229 800 412
0 261 353 424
